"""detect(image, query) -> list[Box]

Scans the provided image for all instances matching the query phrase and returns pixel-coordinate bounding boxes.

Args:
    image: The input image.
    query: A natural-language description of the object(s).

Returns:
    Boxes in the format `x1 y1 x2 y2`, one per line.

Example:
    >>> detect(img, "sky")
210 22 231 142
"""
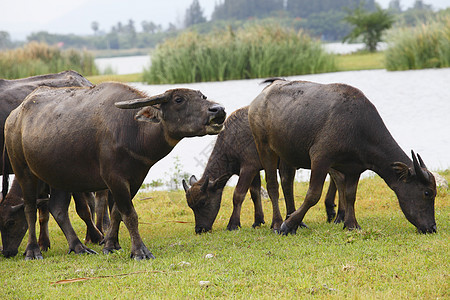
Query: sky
1 0 449 41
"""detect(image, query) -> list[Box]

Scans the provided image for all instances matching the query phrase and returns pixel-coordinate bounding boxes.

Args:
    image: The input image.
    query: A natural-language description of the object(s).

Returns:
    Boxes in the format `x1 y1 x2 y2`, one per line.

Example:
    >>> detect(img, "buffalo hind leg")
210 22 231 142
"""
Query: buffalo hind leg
343 174 361 230
324 179 337 222
227 169 260 230
102 202 122 253
107 180 154 260
37 198 51 251
279 161 296 218
249 174 265 228
95 190 110 234
48 189 97 255
72 192 104 244
280 160 330 235
260 149 283 232
329 170 346 224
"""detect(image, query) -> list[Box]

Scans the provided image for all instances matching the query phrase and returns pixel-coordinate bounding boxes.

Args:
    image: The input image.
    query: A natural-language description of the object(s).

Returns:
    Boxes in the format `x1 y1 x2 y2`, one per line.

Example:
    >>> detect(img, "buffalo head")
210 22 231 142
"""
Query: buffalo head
182 175 228 234
0 199 26 258
391 151 437 233
115 89 226 142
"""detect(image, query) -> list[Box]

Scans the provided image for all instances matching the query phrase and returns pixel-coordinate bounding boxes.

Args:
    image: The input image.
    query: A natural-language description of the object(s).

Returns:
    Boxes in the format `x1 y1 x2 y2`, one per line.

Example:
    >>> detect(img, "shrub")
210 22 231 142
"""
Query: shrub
0 42 98 79
143 25 336 84
385 16 450 70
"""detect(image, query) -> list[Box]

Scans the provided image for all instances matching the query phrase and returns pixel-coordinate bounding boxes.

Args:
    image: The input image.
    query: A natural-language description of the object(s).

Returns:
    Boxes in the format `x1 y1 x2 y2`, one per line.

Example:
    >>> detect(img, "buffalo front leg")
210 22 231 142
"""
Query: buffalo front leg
324 179 337 223
72 192 104 244
95 190 110 234
261 150 283 232
342 174 361 230
227 169 260 230
329 170 346 224
249 174 265 228
48 189 97 255
102 202 122 254
280 160 329 235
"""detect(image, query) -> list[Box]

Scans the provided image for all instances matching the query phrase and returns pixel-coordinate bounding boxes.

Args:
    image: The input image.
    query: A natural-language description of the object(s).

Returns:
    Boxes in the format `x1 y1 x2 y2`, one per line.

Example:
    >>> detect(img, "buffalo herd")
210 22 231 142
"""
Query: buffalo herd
0 71 437 260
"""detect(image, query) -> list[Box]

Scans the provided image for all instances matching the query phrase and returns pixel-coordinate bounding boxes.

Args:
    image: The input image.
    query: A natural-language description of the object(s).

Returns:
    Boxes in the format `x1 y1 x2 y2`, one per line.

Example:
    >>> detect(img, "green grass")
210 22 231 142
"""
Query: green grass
86 73 142 85
385 15 450 70
336 52 384 71
0 42 98 79
1 174 448 299
143 25 337 84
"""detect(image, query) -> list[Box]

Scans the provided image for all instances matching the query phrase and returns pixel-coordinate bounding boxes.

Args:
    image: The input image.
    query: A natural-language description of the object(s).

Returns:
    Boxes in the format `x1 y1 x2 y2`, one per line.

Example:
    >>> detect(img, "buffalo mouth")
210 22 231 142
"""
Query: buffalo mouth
417 224 437 234
206 114 226 132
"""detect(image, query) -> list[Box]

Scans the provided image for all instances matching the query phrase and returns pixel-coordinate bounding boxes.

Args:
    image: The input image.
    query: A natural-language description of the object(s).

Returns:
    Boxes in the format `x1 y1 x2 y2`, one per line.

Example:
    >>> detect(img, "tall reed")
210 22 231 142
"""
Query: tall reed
0 42 98 79
143 25 336 84
385 16 450 70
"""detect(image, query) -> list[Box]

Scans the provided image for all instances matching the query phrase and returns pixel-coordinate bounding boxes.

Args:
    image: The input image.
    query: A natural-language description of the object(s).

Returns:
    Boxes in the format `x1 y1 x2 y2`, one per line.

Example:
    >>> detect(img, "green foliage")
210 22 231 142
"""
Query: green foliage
385 15 450 70
0 175 448 298
212 0 284 20
0 42 98 79
286 0 376 18
143 25 336 84
184 0 207 28
343 5 395 52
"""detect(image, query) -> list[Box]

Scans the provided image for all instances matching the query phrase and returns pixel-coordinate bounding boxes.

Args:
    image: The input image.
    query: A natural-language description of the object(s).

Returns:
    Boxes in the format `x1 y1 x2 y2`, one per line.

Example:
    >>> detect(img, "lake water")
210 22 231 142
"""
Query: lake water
95 54 450 188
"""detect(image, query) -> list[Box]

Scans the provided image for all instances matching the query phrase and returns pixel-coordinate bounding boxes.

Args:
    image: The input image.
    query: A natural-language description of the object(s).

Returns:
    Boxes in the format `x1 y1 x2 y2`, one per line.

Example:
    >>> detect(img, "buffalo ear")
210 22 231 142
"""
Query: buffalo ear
135 107 161 123
189 175 198 186
213 175 229 189
391 162 412 182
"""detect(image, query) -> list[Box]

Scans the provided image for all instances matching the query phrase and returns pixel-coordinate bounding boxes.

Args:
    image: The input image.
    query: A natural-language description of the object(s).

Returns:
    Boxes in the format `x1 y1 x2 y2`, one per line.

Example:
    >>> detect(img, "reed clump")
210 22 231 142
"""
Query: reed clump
0 42 98 79
143 25 336 84
385 16 450 70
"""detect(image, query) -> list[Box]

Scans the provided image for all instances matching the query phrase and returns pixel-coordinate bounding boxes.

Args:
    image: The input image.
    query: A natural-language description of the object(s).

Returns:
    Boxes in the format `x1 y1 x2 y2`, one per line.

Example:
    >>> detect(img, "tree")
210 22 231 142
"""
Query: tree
343 5 394 52
184 0 207 28
91 21 99 35
0 31 12 49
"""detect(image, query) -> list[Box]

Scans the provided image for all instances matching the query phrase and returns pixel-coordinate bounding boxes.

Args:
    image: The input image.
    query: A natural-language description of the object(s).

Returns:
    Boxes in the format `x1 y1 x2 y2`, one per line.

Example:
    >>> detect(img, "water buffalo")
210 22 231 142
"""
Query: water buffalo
0 71 103 257
5 82 226 260
248 78 436 234
183 106 345 234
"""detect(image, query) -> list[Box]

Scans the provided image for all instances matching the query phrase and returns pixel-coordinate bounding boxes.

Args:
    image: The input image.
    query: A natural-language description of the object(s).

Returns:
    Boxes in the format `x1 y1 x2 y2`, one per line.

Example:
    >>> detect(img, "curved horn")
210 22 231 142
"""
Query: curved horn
10 203 24 214
201 175 209 193
189 175 198 186
182 179 189 192
417 153 427 169
411 150 430 183
115 92 169 109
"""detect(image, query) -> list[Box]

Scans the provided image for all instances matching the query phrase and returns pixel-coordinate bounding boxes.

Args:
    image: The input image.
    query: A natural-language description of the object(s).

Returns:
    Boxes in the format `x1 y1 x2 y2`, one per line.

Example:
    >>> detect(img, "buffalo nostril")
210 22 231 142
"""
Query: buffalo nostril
208 105 225 114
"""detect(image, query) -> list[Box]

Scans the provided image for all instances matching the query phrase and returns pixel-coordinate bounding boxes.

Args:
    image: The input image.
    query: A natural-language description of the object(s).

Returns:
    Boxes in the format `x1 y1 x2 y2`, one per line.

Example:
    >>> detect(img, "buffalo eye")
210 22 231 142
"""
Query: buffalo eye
5 220 15 227
424 189 433 198
174 97 184 104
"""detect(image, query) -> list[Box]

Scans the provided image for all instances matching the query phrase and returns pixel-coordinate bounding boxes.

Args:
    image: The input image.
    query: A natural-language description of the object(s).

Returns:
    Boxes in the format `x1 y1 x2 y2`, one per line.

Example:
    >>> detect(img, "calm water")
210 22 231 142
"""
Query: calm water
95 55 450 187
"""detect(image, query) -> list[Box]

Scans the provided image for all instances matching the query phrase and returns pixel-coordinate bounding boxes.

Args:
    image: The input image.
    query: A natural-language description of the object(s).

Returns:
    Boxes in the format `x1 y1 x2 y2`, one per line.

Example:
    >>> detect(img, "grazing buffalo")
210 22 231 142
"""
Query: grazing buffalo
5 82 226 260
183 106 345 234
248 78 436 234
0 71 103 257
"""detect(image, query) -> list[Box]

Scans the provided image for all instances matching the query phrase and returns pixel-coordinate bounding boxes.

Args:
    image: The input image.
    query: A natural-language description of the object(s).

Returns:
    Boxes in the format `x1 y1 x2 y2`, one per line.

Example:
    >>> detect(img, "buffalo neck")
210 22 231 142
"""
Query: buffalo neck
201 144 234 186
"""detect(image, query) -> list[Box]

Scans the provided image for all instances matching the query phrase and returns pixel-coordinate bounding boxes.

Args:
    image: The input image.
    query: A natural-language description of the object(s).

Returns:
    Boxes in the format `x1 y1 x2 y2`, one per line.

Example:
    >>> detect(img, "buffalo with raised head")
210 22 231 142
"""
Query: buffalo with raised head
248 78 436 234
0 71 104 258
5 82 226 260
183 106 345 234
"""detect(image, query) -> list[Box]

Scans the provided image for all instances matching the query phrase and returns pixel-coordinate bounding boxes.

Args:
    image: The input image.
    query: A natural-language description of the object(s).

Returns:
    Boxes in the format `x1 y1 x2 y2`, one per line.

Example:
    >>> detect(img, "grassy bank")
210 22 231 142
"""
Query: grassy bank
1 173 448 299
86 52 384 85
0 42 98 79
385 16 450 70
143 25 336 84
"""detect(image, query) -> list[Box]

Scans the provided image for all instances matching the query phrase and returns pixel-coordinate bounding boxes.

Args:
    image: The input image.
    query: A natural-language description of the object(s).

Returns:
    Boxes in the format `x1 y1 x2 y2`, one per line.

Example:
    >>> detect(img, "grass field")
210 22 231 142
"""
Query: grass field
1 173 448 299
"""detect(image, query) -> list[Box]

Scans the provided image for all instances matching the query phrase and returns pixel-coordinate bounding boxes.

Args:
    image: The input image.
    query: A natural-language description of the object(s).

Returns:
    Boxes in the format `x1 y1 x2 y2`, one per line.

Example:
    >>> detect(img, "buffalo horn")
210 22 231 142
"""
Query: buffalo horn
411 150 429 183
182 179 189 192
115 92 169 109
10 203 24 214
201 175 209 192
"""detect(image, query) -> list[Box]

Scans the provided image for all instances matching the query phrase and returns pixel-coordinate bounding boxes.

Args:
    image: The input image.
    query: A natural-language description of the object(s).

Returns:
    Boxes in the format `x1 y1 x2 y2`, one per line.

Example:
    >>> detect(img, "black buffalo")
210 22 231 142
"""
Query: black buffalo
0 71 103 258
248 78 436 234
183 106 345 233
5 82 226 260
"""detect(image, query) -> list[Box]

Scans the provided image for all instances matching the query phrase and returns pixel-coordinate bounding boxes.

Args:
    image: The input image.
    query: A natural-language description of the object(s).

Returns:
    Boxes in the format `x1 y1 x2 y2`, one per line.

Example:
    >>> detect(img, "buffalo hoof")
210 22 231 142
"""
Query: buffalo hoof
326 209 336 223
68 244 97 255
24 245 44 260
85 228 104 245
299 222 308 229
130 244 155 260
279 222 298 235
39 239 51 252
252 219 265 228
195 227 211 234
226 222 241 231
334 211 345 224
343 222 361 231
102 240 122 254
